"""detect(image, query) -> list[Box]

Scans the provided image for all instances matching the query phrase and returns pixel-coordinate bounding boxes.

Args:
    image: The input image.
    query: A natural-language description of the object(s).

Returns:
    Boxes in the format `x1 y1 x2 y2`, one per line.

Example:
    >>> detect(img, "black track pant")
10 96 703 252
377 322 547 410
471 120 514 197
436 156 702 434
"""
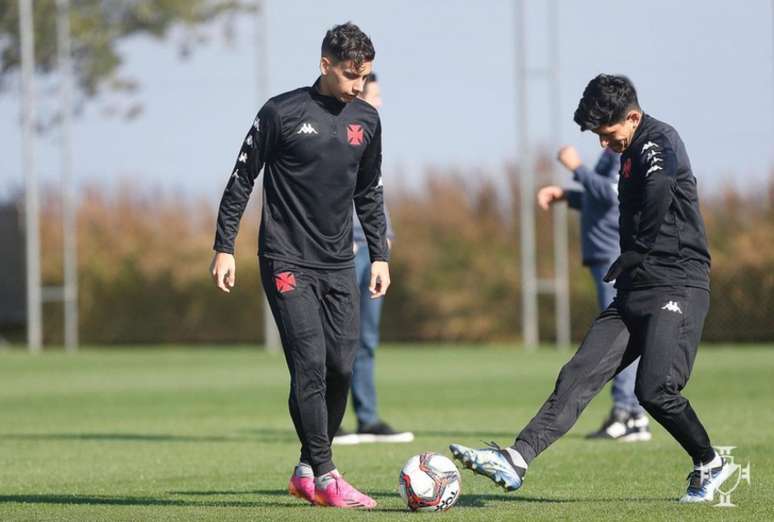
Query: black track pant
260 257 359 476
514 286 714 466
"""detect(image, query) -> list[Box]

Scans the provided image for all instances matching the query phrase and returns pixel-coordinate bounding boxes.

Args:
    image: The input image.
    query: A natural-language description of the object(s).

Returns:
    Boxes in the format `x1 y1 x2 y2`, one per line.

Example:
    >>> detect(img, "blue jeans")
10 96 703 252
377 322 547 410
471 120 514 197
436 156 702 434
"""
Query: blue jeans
350 244 384 427
589 261 644 416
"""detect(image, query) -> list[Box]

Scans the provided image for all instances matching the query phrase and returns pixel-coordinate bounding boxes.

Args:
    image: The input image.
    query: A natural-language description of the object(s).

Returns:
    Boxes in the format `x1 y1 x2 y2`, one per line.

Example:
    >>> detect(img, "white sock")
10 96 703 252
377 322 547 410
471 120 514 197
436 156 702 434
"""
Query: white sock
294 462 313 478
504 448 528 470
696 452 722 470
314 469 338 488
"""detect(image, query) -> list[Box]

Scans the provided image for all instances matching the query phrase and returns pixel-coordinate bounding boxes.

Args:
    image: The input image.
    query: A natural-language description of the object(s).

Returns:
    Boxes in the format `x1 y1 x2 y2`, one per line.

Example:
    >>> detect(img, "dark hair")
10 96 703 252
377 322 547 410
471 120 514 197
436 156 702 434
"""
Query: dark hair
573 74 640 131
321 22 375 69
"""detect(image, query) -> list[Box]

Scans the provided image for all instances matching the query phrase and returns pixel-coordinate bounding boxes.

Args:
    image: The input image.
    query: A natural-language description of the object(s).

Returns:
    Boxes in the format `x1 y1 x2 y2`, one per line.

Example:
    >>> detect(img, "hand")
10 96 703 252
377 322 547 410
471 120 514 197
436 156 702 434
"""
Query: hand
369 261 390 298
537 185 565 210
210 252 236 293
557 145 582 171
603 251 644 283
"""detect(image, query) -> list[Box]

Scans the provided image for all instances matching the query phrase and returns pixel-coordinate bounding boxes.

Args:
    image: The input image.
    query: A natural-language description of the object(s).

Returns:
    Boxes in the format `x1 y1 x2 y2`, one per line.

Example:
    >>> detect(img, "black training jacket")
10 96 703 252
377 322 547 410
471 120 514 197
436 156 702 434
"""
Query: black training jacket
213 78 388 268
616 113 711 290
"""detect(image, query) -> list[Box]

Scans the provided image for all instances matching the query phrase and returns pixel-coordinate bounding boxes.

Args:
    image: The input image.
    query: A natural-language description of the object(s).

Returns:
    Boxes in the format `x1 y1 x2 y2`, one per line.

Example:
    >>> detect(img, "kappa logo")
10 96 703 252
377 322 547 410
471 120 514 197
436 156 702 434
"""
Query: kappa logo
274 272 297 294
622 158 633 179
297 122 318 135
347 123 364 145
661 301 682 314
646 164 663 176
645 150 661 162
642 141 664 177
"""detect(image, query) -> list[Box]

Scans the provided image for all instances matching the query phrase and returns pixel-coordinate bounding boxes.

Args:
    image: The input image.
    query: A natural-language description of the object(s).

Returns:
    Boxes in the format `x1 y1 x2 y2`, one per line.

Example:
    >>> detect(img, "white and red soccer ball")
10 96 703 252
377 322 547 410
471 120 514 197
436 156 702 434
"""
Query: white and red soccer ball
398 452 461 512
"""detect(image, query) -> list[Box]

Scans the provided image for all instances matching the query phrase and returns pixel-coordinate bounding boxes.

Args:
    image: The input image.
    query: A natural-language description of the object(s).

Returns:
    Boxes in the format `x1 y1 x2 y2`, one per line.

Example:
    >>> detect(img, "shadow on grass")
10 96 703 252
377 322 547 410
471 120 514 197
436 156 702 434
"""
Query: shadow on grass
0 428 299 444
0 433 240 443
169 489 288 496
238 428 302 442
411 430 518 439
0 494 306 509
456 493 674 505
1 429 528 445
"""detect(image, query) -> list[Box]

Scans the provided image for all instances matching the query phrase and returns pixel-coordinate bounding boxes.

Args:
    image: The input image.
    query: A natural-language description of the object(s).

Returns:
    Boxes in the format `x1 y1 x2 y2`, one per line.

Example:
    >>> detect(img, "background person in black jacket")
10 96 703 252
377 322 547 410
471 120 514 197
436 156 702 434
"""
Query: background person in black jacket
450 74 731 504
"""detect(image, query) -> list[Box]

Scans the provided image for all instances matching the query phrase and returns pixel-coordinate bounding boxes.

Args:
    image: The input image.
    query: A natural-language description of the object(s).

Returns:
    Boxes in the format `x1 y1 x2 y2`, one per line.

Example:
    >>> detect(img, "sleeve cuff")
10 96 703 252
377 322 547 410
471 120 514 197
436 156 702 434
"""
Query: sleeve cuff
213 243 234 255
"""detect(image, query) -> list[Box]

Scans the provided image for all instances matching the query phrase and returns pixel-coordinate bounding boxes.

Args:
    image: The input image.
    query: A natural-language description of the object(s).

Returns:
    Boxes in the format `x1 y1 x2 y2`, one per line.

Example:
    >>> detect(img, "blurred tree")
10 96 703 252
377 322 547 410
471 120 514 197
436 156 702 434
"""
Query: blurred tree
0 0 253 120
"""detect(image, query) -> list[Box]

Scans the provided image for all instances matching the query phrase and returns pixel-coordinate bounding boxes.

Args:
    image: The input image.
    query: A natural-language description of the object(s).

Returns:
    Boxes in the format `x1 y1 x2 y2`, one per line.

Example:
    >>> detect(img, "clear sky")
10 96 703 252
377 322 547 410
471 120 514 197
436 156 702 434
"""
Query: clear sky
1 0 772 201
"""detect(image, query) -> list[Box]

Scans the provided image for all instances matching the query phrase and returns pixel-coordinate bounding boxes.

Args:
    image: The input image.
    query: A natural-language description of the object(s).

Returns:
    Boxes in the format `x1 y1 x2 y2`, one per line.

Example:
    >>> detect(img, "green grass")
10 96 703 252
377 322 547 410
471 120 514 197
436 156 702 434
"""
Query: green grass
0 344 772 521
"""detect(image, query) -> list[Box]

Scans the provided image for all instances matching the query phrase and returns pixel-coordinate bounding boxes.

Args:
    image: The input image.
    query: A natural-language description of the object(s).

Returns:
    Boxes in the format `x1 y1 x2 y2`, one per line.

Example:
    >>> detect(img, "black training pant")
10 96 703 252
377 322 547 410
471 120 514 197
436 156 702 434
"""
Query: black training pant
514 286 714 465
260 257 359 476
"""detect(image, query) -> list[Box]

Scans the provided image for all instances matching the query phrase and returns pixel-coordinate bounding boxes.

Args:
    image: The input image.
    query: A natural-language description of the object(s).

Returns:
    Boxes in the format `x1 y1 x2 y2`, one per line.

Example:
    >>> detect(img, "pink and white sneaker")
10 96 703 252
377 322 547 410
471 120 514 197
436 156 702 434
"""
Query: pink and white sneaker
288 467 316 505
314 470 377 509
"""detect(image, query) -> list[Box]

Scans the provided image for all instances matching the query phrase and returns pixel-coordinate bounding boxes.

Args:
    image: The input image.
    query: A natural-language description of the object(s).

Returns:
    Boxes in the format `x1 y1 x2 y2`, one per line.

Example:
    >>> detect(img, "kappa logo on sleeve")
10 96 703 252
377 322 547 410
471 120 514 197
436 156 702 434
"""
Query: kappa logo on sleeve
642 141 664 177
347 124 364 146
274 272 297 294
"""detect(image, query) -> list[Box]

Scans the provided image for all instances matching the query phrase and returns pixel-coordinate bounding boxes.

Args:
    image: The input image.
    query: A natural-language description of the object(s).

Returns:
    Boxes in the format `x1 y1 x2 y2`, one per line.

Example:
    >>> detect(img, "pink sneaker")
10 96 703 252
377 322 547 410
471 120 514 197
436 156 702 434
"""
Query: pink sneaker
288 473 316 505
314 471 377 509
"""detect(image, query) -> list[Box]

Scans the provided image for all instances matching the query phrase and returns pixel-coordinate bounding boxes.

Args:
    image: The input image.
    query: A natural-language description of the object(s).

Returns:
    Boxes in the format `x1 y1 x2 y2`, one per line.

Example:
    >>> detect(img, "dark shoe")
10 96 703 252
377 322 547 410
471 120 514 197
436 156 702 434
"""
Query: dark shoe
586 407 629 440
620 413 652 442
357 420 414 443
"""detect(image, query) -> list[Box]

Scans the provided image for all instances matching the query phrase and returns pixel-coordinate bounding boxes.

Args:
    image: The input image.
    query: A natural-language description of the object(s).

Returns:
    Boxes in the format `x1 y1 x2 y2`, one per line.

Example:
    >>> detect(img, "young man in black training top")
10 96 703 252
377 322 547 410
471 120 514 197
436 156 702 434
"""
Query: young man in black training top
210 23 389 509
450 74 732 503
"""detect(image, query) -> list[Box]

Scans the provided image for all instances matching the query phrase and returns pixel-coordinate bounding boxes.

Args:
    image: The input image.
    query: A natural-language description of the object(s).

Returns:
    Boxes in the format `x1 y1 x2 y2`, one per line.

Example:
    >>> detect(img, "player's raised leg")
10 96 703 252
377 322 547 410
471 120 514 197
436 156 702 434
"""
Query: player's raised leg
450 303 636 491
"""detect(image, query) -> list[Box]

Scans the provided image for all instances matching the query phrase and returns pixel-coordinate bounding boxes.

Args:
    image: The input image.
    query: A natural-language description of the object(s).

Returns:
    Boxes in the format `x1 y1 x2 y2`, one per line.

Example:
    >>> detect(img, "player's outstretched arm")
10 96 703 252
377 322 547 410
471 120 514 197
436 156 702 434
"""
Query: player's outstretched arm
210 252 236 293
369 261 390 298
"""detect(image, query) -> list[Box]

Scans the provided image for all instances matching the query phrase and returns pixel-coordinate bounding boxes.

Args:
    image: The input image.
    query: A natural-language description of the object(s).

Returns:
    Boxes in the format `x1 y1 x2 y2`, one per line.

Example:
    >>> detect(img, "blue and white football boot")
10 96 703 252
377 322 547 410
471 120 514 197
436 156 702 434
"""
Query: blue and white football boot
449 441 525 492
679 458 734 503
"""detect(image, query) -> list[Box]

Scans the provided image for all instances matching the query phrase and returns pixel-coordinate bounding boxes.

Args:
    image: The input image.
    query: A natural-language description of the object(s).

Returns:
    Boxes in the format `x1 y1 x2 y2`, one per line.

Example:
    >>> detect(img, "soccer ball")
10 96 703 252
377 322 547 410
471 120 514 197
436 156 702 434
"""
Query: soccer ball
398 452 461 512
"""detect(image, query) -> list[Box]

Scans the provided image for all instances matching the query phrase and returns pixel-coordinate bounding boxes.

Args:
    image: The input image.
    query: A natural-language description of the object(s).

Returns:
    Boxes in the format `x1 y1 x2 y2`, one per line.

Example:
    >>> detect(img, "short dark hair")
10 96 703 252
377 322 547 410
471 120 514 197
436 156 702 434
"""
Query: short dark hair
321 22 375 69
573 74 641 131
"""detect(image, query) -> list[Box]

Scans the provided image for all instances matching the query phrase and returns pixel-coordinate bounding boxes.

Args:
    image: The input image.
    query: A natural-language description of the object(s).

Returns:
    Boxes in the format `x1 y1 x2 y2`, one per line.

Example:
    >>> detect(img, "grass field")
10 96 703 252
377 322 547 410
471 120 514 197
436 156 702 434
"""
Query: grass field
0 344 771 521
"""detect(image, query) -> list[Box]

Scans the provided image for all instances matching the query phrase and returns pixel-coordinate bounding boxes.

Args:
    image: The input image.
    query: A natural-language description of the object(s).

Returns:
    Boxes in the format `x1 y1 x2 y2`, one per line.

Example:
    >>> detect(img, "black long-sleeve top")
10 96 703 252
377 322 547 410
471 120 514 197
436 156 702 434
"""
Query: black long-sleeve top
616 113 711 290
213 78 388 268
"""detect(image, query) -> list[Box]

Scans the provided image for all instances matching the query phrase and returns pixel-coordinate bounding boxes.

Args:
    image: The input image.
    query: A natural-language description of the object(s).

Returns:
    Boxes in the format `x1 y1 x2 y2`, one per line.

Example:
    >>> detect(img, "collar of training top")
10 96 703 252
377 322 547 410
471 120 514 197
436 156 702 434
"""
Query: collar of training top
630 112 651 148
311 77 347 113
